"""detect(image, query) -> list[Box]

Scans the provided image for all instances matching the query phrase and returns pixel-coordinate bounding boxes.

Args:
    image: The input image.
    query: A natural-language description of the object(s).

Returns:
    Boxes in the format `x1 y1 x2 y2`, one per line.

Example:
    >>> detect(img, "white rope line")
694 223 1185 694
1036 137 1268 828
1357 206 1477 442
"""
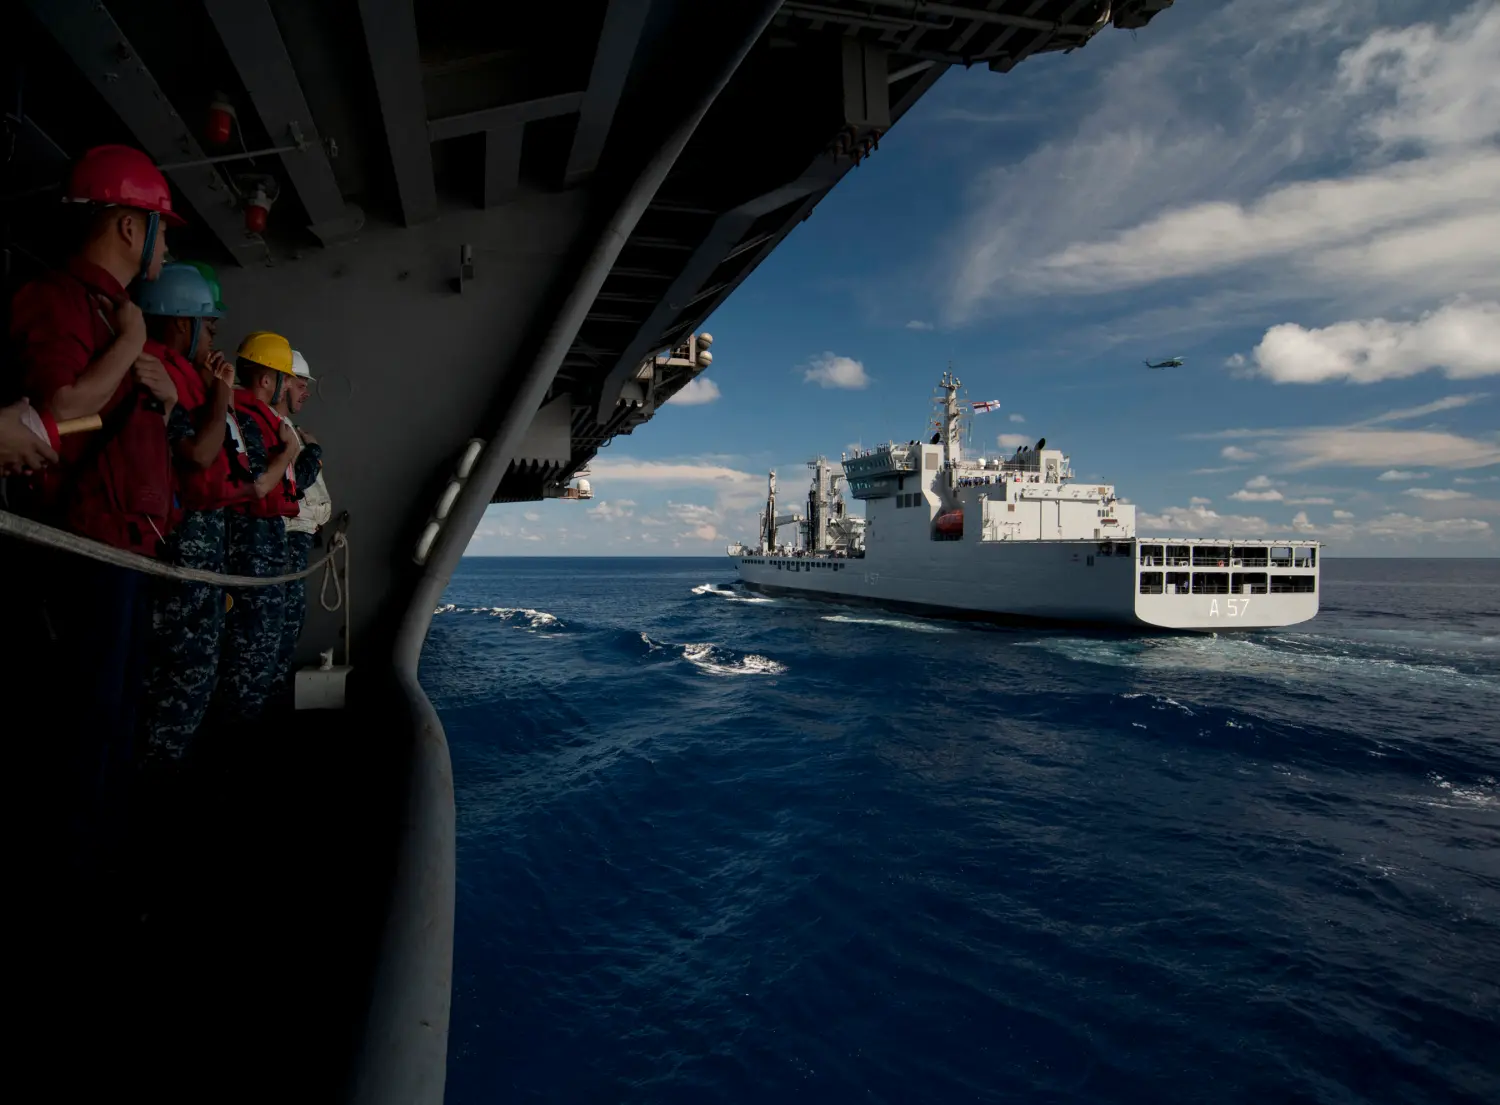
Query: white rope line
0 508 347 592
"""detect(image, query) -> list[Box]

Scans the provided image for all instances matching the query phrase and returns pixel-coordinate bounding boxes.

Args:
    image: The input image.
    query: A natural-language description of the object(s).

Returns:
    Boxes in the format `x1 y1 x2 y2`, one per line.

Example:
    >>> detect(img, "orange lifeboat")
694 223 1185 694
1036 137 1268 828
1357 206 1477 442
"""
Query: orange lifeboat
935 509 963 536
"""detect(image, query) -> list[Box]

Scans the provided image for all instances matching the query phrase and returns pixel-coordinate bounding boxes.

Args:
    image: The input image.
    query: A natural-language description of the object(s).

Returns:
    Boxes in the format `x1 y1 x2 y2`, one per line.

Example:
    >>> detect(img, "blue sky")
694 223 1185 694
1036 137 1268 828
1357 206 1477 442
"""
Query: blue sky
468 0 1500 558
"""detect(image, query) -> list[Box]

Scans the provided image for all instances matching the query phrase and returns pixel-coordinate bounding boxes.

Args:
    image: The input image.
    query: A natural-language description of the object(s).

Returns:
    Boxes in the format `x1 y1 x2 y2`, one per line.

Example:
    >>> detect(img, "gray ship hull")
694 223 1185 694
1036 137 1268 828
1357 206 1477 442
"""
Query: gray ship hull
733 538 1319 632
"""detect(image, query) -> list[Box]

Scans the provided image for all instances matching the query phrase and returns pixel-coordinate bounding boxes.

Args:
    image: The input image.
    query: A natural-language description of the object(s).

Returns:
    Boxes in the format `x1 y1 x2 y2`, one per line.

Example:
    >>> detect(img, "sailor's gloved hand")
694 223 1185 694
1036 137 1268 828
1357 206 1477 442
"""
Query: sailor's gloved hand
0 398 58 476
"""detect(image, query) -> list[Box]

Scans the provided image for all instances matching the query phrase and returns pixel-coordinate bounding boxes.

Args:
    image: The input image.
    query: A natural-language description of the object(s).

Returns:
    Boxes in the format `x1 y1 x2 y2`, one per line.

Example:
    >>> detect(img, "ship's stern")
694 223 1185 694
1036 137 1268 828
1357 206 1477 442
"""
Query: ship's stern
1132 539 1319 630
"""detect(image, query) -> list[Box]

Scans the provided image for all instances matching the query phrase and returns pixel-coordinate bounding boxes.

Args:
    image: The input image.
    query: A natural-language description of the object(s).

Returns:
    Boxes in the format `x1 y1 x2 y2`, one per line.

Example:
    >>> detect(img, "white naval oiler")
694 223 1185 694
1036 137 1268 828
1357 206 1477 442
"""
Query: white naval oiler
728 373 1319 631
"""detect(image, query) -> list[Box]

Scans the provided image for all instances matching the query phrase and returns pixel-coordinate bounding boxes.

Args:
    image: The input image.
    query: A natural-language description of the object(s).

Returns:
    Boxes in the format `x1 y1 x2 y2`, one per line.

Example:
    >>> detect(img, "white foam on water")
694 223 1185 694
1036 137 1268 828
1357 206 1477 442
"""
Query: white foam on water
1409 772 1499 811
821 613 954 634
681 642 787 677
1028 632 1498 693
1120 692 1196 716
433 604 561 629
691 582 775 604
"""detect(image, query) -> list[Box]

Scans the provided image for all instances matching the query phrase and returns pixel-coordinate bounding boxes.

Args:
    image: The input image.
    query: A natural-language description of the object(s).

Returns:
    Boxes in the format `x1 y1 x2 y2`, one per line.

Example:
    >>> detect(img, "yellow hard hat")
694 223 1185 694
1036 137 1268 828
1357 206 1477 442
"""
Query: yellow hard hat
237 330 295 375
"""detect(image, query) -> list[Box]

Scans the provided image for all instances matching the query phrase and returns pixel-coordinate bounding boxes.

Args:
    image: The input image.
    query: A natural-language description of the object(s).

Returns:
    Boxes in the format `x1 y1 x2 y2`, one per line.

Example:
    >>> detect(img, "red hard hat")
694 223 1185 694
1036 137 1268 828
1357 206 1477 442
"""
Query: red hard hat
64 144 186 227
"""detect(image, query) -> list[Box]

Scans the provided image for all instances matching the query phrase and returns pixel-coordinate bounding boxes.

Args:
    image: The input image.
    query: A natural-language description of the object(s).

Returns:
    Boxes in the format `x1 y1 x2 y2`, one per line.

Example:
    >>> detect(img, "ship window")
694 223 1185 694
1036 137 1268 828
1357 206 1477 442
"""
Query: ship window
1270 546 1294 568
1139 572 1164 594
1231 545 1269 568
1139 544 1164 566
1270 574 1316 593
1294 547 1317 568
1193 545 1232 566
1166 545 1191 567
1193 572 1230 594
1232 572 1268 594
1166 571 1190 594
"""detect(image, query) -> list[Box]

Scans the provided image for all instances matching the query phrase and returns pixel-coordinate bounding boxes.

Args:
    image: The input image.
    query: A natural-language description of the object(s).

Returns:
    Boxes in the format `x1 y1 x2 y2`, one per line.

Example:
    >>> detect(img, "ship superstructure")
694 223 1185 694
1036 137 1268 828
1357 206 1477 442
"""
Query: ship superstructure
729 374 1319 631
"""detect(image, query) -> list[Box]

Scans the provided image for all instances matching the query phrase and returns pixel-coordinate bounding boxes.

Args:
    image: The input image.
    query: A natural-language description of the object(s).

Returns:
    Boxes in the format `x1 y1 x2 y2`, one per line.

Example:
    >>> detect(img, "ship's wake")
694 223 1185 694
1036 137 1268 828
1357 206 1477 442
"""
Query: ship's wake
821 613 955 635
638 632 786 676
691 582 774 604
1022 630 1499 692
433 603 563 631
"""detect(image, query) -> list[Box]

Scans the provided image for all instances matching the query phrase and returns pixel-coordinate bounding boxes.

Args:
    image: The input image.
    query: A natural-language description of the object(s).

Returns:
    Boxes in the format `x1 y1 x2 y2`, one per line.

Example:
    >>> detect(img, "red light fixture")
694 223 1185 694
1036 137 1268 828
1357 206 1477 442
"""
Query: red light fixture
206 93 236 146
245 184 273 234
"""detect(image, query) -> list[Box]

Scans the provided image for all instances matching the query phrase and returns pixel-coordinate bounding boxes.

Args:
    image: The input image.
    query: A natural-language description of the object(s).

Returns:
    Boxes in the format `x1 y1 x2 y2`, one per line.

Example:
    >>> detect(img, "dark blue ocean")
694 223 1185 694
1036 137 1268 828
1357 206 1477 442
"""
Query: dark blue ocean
420 557 1500 1105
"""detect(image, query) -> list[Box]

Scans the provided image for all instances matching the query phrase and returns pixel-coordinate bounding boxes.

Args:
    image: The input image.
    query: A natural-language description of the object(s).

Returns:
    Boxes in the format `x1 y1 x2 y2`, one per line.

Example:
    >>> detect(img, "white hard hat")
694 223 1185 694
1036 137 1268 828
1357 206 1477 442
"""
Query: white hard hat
291 349 315 380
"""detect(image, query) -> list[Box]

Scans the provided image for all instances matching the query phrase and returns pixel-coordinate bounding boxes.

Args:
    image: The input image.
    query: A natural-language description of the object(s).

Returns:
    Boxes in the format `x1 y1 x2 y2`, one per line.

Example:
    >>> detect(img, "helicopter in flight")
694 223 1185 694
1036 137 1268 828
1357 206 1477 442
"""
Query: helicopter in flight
1143 356 1185 369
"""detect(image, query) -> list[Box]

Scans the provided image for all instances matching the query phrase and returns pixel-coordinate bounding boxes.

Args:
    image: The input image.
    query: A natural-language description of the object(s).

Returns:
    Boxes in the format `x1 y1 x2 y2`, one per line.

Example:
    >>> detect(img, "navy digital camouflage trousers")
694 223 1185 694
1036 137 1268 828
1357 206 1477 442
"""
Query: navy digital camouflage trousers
275 530 315 703
138 509 226 762
210 512 287 722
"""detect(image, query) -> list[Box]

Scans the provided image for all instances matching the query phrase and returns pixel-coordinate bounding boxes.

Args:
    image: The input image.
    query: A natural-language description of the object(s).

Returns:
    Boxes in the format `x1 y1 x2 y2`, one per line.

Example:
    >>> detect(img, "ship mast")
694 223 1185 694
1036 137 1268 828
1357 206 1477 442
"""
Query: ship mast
761 470 777 552
805 456 834 553
936 369 963 469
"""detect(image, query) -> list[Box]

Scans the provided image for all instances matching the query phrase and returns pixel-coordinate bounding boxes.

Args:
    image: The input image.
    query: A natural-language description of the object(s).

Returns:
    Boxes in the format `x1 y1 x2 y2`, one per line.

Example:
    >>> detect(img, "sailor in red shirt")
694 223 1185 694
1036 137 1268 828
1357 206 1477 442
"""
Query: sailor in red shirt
132 263 255 760
208 331 304 724
2 145 183 931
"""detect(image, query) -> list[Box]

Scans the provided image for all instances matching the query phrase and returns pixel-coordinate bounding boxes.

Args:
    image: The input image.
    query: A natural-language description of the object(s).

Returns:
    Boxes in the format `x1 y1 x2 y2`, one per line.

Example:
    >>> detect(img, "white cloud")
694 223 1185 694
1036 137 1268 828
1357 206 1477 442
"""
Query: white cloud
905 320 934 331
943 2 1500 336
1246 300 1500 384
1009 413 1026 423
670 377 721 405
1027 156 1500 298
1278 428 1500 470
1190 496 1213 506
1453 475 1500 484
590 499 636 520
1221 446 1260 462
1245 474 1278 489
1360 393 1489 424
997 434 1032 449
1363 512 1491 541
1138 503 1277 537
1143 503 1492 547
1287 497 1336 505
1338 3 1500 153
587 458 757 485
1403 487 1472 501
803 352 870 389
666 501 719 526
1377 469 1428 481
1231 488 1285 502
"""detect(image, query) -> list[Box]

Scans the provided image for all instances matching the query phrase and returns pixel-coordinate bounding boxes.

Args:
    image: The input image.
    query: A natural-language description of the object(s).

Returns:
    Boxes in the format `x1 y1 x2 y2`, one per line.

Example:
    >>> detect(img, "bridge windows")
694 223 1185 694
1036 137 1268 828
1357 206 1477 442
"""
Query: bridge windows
1139 572 1164 594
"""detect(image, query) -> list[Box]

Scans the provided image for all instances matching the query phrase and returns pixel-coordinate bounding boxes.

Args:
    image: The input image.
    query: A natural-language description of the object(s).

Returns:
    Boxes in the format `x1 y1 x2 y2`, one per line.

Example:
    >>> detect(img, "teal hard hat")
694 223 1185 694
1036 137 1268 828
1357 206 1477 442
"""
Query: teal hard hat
183 260 226 313
135 261 223 319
